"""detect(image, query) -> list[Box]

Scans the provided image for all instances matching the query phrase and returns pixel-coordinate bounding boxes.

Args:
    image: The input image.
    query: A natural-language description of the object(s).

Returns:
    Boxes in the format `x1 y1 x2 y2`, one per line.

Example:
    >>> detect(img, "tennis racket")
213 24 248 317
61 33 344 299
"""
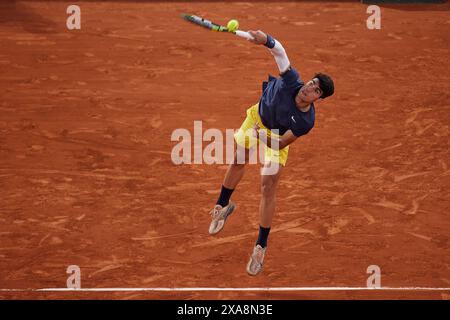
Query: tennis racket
181 13 254 41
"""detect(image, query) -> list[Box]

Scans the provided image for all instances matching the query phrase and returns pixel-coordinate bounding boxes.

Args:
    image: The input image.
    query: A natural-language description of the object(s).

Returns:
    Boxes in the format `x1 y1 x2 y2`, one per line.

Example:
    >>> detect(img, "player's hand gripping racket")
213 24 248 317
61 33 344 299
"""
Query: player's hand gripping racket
181 13 255 41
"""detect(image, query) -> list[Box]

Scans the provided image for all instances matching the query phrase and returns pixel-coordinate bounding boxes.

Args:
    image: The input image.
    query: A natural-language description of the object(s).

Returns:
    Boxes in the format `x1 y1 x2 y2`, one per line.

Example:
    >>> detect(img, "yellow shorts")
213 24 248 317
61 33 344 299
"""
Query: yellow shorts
234 103 289 166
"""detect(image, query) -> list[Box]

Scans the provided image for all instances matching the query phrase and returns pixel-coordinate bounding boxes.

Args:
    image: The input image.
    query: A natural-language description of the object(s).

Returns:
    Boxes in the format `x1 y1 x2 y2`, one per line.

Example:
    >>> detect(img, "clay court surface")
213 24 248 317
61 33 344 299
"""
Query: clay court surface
0 0 449 299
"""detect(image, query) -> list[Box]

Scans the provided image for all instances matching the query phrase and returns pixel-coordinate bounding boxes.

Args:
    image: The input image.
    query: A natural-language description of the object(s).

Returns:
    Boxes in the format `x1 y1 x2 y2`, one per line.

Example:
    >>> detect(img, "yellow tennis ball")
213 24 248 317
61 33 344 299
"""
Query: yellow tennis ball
227 19 239 32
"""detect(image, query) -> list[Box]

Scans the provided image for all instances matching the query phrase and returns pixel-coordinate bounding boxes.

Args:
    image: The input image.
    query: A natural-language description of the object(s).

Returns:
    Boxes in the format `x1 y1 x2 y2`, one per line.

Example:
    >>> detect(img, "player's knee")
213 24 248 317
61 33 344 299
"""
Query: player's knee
261 178 277 197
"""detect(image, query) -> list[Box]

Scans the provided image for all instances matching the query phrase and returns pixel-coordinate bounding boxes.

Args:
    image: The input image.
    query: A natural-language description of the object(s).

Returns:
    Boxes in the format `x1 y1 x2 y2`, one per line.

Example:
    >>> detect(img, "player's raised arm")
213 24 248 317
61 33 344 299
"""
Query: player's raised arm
248 30 291 74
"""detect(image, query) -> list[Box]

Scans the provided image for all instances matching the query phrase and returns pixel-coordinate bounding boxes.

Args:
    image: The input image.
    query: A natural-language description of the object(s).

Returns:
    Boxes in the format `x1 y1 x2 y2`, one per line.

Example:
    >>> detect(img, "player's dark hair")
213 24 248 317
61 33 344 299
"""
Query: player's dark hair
314 73 334 99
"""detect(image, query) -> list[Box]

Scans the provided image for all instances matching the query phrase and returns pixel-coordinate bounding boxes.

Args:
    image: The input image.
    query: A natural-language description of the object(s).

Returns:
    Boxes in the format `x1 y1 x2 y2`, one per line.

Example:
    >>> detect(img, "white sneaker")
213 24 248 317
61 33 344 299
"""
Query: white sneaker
246 244 267 276
208 201 236 235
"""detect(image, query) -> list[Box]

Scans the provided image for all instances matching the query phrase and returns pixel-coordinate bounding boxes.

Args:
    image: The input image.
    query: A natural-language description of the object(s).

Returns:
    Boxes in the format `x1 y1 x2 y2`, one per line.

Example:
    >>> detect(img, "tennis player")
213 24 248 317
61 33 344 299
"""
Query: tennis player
209 30 335 276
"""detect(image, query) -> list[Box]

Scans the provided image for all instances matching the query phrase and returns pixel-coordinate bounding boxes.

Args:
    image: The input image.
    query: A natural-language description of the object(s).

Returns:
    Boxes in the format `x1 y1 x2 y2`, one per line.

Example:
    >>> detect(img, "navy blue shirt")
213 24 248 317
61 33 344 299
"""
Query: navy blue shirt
259 67 315 137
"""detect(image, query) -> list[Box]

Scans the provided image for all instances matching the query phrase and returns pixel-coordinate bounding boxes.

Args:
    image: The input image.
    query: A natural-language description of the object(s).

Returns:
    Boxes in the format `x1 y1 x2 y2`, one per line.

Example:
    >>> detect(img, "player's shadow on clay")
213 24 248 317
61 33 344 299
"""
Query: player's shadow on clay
0 0 58 34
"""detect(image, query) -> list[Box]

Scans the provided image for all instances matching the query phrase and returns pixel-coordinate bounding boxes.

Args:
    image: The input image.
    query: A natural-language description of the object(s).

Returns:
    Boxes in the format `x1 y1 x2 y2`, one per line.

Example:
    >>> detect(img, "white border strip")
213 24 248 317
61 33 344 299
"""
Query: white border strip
1 287 450 292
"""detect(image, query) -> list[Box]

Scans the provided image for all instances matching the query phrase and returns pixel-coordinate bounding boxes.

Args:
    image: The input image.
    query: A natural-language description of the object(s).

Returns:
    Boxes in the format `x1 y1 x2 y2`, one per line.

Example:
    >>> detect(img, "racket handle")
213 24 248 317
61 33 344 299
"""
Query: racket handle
235 30 255 41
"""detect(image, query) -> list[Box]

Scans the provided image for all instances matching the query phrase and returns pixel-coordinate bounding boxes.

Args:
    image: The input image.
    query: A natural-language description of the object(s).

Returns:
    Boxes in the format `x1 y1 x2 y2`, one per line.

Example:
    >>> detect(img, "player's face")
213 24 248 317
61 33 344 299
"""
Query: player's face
298 78 323 103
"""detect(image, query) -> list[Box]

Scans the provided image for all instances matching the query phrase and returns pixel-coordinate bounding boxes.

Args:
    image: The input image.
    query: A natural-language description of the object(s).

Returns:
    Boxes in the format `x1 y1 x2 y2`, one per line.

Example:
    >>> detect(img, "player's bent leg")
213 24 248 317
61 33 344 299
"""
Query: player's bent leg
247 161 283 276
209 146 253 235
209 103 260 236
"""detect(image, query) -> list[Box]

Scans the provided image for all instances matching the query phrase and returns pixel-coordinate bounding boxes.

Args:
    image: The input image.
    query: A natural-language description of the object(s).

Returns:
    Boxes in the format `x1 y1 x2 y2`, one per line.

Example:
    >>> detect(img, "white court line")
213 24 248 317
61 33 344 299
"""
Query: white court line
0 287 450 292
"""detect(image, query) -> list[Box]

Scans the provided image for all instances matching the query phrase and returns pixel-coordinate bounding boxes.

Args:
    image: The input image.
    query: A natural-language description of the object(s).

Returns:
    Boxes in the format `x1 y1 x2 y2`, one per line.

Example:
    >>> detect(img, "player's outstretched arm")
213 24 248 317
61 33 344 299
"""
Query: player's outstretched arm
248 30 291 74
